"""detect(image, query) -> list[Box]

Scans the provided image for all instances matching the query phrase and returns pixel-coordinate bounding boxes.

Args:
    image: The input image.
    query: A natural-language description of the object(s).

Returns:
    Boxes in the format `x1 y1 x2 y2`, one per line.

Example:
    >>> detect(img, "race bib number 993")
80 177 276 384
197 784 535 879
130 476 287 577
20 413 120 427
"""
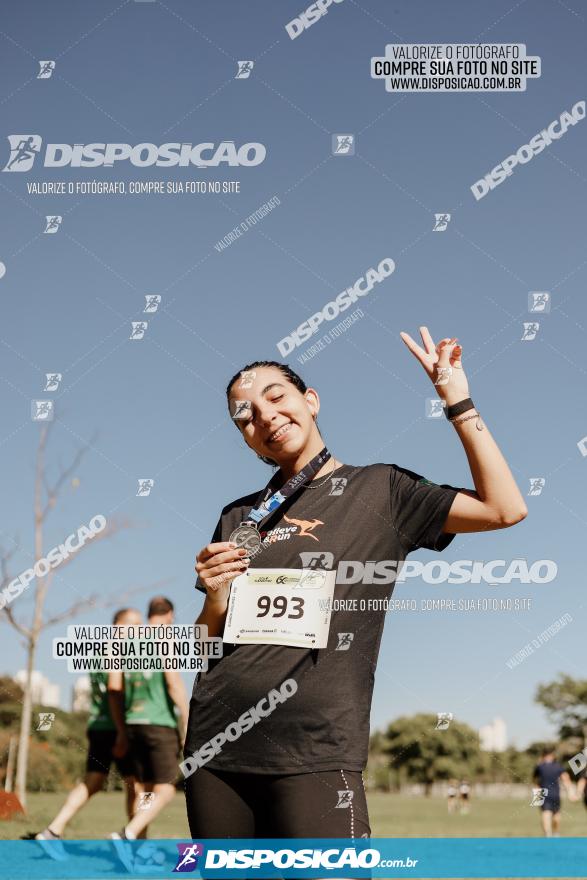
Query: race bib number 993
223 568 335 648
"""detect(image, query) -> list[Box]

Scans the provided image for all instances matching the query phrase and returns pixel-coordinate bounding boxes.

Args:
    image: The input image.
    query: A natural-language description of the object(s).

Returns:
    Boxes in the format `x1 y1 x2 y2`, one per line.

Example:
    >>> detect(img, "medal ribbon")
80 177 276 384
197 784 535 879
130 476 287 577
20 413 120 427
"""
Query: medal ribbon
243 446 331 530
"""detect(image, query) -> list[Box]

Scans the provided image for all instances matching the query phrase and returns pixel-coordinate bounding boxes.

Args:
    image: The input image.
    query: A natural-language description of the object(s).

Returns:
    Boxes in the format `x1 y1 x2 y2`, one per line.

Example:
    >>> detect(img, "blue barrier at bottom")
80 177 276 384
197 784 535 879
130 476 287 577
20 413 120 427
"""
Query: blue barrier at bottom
1 837 586 879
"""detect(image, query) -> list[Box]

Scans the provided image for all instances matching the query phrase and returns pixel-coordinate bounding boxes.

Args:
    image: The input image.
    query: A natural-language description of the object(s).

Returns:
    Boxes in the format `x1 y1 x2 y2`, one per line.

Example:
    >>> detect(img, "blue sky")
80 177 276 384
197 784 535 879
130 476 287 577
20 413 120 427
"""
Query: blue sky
0 0 586 748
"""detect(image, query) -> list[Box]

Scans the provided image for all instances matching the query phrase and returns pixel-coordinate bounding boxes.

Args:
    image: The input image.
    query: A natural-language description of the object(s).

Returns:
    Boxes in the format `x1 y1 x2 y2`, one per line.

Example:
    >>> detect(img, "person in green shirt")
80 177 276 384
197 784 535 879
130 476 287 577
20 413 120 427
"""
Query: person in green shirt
108 596 189 843
35 607 143 854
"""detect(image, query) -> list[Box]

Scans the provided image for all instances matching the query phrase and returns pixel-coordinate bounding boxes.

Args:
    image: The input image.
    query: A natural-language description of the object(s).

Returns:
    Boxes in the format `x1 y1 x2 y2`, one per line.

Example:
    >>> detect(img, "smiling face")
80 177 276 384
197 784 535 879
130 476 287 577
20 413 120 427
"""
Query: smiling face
228 365 321 467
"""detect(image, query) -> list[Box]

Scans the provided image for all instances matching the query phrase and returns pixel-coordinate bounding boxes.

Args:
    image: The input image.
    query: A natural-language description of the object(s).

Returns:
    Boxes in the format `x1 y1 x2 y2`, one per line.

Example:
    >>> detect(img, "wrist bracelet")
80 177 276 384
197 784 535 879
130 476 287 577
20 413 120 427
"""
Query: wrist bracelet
450 411 485 431
443 397 474 420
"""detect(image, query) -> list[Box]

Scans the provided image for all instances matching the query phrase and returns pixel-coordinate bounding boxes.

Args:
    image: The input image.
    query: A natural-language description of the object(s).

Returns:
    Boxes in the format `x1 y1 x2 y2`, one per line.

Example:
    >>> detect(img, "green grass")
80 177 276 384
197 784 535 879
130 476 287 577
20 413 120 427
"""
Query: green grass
1 791 586 840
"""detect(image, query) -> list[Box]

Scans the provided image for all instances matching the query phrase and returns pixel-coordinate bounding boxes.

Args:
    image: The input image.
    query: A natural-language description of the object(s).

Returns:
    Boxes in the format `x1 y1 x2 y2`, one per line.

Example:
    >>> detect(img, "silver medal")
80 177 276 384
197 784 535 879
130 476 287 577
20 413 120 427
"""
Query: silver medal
229 523 261 555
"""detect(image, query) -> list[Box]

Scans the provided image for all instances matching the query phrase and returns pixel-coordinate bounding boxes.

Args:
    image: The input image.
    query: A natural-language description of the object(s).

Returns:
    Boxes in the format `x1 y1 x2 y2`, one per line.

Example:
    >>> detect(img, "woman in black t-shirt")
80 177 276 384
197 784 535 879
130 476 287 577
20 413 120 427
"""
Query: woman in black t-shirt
184 329 528 839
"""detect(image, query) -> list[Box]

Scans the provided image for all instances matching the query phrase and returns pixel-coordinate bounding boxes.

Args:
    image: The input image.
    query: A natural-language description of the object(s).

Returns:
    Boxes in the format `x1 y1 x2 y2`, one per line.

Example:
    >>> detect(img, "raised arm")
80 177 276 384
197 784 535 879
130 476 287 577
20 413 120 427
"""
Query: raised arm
400 327 528 534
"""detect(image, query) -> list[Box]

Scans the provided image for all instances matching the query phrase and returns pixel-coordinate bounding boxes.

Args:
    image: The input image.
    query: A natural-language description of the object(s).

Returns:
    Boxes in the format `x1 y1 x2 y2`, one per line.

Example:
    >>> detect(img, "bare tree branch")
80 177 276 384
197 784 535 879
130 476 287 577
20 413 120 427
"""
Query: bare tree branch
1 604 32 640
102 579 173 610
0 542 19 591
43 580 173 629
44 596 99 628
49 516 133 576
42 444 90 520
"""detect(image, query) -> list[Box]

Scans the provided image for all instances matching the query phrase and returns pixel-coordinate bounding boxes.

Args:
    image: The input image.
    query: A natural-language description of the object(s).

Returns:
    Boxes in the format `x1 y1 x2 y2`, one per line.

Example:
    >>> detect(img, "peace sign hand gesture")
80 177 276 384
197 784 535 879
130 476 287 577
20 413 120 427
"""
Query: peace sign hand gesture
400 326 469 404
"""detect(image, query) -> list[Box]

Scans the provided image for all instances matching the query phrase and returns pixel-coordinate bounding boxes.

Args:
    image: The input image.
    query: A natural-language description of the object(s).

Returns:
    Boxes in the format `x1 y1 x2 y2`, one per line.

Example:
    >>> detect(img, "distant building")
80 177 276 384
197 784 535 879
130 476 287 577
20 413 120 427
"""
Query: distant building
479 716 508 752
14 670 60 708
72 676 91 712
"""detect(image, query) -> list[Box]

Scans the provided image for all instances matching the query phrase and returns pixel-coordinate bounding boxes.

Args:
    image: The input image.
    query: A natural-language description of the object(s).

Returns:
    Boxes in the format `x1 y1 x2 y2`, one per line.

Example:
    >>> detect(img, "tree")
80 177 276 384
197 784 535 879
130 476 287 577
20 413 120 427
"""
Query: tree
477 746 536 785
383 713 483 794
535 675 587 746
366 729 392 791
0 424 160 807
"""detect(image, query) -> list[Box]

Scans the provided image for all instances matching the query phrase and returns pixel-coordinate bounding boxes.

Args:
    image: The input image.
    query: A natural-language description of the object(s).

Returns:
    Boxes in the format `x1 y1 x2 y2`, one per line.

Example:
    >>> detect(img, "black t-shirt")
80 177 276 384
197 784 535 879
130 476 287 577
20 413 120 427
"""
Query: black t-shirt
185 462 461 774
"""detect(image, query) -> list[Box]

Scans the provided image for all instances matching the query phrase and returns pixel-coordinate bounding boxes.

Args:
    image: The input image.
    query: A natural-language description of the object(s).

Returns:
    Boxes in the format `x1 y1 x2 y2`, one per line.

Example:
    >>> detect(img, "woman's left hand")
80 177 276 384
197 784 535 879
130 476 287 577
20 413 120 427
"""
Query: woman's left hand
400 326 469 404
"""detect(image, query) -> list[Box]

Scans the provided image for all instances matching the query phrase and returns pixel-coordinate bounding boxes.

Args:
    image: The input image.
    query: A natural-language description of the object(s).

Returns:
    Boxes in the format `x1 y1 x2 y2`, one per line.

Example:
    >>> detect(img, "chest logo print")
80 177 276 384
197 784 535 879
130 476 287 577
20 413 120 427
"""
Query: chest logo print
282 514 324 541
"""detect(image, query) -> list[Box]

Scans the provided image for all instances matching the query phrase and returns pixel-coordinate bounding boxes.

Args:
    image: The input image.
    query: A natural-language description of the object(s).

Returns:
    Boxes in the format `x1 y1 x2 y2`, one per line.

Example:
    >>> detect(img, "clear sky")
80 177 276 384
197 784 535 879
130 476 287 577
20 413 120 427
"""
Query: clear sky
0 0 586 749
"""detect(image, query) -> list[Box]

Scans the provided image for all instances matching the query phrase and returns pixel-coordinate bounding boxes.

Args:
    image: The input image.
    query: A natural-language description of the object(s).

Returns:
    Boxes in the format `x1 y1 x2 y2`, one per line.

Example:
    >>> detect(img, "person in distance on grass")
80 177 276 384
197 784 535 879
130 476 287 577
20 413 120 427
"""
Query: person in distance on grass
533 745 576 837
447 779 458 814
35 607 143 858
108 596 189 844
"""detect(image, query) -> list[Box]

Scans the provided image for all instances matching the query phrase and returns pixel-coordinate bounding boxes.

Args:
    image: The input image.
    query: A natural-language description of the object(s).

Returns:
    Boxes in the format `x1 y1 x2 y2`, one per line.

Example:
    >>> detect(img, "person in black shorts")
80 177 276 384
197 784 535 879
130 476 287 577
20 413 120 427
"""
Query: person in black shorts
184 334 528 839
108 597 189 842
35 607 142 853
458 780 471 814
533 746 575 836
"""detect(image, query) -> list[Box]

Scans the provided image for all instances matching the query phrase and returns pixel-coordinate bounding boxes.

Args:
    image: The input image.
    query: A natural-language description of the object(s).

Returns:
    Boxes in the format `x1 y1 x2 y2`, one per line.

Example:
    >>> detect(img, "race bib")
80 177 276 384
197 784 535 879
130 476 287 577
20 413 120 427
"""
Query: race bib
223 567 335 648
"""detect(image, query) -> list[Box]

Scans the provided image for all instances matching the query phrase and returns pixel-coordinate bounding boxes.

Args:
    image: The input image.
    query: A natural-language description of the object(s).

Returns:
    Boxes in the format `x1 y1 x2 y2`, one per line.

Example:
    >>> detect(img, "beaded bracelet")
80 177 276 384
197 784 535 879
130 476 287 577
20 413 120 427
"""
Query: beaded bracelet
450 411 485 431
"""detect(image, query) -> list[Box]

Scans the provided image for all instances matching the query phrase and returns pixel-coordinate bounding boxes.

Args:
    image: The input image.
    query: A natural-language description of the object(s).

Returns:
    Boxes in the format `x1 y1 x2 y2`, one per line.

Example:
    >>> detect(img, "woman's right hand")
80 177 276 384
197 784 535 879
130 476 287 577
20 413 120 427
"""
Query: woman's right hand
195 541 249 602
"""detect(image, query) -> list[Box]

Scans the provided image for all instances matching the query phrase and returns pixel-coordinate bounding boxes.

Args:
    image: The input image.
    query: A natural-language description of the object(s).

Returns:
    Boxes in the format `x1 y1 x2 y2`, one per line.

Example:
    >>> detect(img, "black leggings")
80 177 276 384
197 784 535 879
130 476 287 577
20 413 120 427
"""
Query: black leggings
184 766 371 838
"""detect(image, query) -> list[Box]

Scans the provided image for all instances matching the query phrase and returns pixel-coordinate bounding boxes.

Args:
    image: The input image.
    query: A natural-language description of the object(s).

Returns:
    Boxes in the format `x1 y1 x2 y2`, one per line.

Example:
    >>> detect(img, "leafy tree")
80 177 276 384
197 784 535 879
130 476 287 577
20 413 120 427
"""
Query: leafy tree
0 676 23 703
535 675 587 745
477 747 535 784
383 713 482 795
366 730 393 791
